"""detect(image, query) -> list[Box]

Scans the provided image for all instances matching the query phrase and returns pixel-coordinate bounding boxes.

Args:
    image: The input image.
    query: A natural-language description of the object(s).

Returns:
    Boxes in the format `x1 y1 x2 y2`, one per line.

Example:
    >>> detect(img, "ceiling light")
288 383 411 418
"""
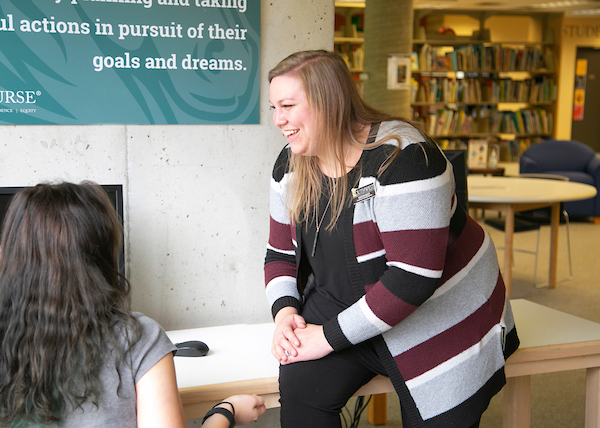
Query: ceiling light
568 7 600 14
413 3 452 8
530 0 593 8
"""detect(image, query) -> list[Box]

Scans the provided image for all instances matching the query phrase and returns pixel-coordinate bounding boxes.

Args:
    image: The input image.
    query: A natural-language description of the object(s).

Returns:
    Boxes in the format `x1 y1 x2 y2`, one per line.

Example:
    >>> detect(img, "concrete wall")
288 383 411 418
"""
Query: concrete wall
0 1 333 426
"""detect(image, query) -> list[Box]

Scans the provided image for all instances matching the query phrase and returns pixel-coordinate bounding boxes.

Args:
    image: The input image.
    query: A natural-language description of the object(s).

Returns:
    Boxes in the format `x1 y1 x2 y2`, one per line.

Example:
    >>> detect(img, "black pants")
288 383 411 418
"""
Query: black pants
278 339 481 428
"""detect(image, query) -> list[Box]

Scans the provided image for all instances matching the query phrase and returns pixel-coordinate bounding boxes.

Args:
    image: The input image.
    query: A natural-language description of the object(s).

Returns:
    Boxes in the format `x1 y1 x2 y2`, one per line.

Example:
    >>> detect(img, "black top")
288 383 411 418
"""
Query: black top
299 125 380 325
300 173 358 325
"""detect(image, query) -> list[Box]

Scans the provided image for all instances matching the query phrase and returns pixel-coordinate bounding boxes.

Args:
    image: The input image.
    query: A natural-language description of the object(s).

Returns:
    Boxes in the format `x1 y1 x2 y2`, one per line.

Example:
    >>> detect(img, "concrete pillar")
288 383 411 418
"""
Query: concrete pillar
363 0 413 118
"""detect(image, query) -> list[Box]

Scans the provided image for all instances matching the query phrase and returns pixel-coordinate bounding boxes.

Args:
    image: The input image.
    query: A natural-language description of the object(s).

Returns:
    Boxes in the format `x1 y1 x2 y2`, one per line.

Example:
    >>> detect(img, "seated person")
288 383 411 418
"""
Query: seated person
0 181 265 427
266 50 519 428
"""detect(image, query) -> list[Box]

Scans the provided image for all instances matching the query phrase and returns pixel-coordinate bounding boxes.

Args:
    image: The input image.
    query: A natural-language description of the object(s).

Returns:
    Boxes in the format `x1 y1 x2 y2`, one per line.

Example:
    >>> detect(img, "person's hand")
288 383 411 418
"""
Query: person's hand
225 394 266 425
272 307 306 363
280 323 333 365
203 395 265 427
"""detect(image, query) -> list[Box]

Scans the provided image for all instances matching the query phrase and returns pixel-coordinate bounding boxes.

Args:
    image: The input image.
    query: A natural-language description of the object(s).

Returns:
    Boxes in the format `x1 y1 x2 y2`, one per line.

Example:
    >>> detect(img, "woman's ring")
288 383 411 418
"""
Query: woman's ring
285 350 290 356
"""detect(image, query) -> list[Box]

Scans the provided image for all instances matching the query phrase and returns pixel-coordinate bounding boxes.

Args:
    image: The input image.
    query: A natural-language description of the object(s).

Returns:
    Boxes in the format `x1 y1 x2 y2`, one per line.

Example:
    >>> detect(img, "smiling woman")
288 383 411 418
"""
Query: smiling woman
269 74 314 157
264 49 519 428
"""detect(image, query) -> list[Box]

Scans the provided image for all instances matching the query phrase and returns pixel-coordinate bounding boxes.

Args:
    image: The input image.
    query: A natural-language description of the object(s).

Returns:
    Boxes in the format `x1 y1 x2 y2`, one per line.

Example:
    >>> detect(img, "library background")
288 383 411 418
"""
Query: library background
334 2 600 171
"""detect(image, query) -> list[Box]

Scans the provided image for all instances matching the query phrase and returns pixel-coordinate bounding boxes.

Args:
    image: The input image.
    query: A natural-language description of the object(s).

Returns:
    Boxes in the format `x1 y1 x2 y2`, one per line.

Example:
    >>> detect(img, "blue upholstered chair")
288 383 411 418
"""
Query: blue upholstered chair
520 139 600 223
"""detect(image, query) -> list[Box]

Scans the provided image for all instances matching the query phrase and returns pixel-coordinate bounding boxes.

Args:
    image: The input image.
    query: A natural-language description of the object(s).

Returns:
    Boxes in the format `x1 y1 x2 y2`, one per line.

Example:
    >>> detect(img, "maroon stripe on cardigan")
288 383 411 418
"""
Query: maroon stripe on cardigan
439 216 485 284
353 221 384 258
365 282 419 326
268 217 294 251
392 273 506 381
380 227 449 270
264 260 297 286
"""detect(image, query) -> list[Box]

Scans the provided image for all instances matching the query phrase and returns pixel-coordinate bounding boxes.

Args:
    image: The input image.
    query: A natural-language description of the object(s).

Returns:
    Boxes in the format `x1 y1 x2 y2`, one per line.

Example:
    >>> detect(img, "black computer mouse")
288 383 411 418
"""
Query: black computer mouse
175 340 209 357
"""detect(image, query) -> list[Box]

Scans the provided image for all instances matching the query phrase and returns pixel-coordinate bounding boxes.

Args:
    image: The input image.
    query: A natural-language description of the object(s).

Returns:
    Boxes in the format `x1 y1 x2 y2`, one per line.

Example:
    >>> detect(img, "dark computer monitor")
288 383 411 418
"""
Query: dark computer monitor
443 150 468 210
0 184 125 274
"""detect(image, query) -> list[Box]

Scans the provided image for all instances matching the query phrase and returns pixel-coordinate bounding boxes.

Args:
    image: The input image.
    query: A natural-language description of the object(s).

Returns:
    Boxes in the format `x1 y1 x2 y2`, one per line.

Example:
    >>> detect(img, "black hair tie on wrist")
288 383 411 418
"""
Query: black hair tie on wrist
202 401 236 427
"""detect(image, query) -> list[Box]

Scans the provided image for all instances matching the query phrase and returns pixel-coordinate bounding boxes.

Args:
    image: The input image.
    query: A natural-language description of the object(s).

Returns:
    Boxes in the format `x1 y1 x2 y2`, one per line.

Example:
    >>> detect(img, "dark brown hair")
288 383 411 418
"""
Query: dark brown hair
0 182 140 425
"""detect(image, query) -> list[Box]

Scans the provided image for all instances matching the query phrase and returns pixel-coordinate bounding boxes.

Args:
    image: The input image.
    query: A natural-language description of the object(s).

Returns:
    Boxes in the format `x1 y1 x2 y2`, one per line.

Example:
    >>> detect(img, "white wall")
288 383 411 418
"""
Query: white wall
0 1 333 426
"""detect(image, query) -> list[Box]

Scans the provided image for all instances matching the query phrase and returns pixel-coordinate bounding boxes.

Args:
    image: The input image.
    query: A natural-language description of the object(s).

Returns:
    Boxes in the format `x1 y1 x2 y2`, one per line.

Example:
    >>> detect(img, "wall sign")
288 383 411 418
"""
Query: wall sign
0 0 260 125
563 24 600 39
573 58 587 121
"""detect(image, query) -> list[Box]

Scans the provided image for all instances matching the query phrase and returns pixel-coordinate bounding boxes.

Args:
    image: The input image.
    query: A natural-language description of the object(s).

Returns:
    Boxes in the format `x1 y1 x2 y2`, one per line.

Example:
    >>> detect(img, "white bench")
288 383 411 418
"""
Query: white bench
169 299 600 427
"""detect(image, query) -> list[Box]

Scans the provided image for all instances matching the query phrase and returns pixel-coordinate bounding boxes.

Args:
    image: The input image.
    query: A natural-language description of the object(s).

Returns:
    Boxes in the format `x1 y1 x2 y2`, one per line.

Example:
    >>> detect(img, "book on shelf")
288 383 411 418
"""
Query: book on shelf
460 113 473 135
435 110 451 135
410 52 419 71
435 55 449 71
416 82 428 103
435 139 468 151
417 43 432 72
445 51 458 71
480 79 496 103
410 77 419 103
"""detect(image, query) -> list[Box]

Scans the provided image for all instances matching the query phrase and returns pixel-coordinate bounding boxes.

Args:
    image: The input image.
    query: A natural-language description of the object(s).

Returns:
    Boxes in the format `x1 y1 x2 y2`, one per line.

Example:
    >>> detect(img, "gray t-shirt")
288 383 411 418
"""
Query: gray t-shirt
47 312 176 427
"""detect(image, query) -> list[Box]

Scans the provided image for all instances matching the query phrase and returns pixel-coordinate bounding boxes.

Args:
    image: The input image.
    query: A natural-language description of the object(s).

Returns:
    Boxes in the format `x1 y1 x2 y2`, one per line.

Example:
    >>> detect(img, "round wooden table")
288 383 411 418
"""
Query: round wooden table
468 175 597 296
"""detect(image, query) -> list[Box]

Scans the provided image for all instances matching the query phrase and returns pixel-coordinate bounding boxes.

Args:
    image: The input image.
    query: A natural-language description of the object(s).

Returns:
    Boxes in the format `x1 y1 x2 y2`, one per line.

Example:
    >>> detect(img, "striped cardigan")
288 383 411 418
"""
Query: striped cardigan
264 121 519 427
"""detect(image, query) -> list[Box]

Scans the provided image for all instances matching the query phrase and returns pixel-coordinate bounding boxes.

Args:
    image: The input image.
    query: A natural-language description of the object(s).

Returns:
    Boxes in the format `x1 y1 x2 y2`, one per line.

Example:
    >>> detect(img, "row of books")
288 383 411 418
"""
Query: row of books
490 109 554 135
497 138 544 162
434 138 543 162
413 76 557 104
414 43 554 73
338 45 364 71
436 139 468 151
414 77 482 104
415 108 553 137
481 76 557 104
422 109 477 137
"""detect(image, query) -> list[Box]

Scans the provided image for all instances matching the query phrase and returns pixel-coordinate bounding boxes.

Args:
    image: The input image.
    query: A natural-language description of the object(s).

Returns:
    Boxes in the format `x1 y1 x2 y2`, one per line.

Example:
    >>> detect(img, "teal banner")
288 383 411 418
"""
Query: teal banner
0 0 260 124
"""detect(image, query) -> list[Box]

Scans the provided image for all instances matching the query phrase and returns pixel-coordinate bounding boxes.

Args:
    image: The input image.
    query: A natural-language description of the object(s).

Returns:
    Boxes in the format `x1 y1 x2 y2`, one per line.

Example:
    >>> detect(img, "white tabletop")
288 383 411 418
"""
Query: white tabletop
168 300 600 390
167 323 278 389
510 299 600 348
468 175 597 204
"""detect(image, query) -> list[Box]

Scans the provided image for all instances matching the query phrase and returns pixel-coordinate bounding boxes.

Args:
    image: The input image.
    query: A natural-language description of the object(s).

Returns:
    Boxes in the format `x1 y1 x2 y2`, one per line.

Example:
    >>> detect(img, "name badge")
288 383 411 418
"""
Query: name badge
351 183 376 204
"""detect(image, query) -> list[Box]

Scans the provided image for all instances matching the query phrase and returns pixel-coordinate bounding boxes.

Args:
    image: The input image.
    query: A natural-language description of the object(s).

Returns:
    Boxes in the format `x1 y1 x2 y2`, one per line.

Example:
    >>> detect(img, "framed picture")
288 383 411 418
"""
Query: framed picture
468 139 489 169
387 54 412 90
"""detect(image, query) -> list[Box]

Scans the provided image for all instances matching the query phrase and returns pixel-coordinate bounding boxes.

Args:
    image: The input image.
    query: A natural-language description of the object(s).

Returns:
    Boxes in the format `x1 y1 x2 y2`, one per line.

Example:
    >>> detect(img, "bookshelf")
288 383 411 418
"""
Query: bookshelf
334 2 365 78
410 13 558 162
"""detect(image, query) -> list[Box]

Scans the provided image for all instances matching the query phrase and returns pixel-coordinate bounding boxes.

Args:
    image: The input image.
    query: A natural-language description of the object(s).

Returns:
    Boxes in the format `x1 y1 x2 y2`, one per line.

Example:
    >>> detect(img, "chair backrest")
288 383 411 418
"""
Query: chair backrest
520 139 596 173
443 150 468 210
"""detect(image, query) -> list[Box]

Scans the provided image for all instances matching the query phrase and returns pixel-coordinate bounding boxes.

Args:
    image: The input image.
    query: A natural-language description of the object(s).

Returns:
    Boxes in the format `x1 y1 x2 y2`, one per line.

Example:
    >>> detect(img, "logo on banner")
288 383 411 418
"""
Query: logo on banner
0 90 40 114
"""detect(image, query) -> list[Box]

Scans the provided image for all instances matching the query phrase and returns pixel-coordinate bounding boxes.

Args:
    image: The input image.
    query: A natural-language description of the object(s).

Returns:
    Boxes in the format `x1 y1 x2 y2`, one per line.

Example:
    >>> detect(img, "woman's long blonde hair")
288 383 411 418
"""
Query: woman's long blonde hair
268 50 409 229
